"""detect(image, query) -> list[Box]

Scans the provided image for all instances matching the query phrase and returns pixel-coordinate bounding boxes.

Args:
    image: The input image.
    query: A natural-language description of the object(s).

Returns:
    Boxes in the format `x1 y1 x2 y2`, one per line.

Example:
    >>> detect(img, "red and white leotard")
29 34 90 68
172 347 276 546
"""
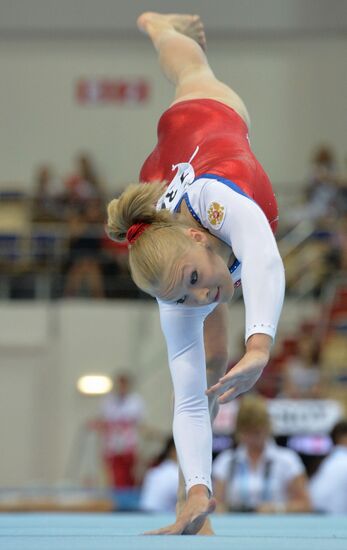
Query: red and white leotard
140 98 278 232
139 99 285 494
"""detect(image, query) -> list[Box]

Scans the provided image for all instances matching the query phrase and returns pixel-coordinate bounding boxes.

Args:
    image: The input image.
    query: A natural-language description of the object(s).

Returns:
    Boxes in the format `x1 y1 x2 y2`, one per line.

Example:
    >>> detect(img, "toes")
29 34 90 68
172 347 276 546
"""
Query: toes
136 13 149 32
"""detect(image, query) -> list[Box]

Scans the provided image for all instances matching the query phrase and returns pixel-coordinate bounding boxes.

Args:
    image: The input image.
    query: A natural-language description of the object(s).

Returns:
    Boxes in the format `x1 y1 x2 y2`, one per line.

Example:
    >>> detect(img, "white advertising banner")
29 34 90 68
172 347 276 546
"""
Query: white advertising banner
214 399 344 436
268 399 344 435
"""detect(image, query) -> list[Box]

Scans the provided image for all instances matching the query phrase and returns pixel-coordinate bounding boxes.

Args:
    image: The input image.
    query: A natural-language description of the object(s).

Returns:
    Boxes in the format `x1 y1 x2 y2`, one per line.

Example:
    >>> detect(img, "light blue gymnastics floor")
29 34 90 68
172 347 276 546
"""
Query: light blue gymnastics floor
1 513 346 550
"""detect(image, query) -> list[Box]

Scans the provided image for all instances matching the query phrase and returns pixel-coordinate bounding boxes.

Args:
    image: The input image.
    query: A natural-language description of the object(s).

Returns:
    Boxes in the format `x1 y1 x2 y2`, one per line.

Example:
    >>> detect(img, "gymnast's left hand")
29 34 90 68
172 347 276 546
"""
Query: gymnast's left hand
206 334 271 403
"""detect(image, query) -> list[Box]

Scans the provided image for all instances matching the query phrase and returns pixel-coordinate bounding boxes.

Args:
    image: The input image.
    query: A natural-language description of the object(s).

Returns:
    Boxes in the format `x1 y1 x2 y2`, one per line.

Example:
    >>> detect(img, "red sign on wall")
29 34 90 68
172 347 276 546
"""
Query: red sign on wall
76 78 150 104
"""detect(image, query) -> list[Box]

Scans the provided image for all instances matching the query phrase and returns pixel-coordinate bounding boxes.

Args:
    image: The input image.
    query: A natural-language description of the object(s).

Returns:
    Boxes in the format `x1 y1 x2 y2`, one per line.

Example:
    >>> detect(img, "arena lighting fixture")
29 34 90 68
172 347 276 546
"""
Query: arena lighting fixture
77 374 113 395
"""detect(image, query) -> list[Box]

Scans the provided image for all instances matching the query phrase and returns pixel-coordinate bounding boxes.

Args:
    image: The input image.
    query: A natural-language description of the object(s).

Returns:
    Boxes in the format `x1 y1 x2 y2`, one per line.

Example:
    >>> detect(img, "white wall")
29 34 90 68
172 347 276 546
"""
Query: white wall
0 298 319 486
0 34 346 191
1 0 345 35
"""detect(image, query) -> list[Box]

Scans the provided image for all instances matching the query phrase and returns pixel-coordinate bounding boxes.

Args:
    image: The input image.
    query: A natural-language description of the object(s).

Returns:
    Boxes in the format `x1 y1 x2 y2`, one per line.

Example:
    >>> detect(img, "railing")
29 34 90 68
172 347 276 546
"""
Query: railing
0 220 142 299
0 187 342 300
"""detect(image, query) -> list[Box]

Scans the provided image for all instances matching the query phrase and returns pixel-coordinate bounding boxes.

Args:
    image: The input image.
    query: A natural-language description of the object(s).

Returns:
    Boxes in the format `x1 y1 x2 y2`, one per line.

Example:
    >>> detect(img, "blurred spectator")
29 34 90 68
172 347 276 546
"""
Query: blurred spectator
212 395 311 513
304 145 339 220
63 201 105 298
310 420 347 513
63 152 105 208
335 156 347 217
139 437 178 513
328 214 347 274
280 331 323 399
98 372 147 489
32 164 62 222
101 232 131 297
283 144 339 230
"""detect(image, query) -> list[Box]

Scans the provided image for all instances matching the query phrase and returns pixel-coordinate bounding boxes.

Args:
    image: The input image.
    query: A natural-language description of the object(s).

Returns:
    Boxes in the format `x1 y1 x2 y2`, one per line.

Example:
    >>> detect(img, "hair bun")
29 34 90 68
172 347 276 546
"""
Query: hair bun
106 182 167 242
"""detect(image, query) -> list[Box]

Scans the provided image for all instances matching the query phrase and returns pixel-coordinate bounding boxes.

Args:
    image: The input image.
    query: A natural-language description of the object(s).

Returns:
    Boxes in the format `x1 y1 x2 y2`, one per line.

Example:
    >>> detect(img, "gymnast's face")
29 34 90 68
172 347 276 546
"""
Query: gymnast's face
158 229 234 307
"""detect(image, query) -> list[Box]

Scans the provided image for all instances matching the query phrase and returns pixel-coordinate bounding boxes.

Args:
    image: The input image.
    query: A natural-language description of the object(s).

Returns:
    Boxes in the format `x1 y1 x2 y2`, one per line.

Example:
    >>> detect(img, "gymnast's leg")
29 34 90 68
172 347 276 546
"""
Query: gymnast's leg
176 304 230 535
137 11 250 126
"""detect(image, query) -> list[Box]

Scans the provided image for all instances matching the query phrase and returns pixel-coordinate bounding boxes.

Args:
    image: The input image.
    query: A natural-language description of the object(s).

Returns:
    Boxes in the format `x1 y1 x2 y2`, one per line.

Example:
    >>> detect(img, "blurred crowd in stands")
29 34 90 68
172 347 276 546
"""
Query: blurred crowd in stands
0 144 346 300
0 152 136 300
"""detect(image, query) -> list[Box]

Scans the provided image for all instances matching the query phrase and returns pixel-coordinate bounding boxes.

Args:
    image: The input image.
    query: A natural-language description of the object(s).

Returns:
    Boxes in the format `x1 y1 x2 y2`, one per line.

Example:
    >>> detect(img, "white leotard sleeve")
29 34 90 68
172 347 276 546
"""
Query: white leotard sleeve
188 178 285 341
158 298 216 494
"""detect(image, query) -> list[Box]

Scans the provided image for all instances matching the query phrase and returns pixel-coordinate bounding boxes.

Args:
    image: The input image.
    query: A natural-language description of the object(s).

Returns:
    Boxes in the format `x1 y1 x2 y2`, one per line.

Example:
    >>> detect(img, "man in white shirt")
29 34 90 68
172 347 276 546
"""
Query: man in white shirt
310 421 347 514
99 372 146 489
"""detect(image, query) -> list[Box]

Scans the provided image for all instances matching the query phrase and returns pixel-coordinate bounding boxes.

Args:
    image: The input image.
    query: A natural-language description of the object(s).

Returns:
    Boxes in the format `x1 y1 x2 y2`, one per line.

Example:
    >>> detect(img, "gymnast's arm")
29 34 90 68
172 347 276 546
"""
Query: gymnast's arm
157 299 215 494
198 181 285 401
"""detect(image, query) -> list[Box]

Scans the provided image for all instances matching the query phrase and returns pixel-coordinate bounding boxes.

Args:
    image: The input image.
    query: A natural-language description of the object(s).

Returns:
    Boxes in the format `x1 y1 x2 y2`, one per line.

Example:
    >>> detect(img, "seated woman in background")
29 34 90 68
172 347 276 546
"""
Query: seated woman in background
212 394 311 513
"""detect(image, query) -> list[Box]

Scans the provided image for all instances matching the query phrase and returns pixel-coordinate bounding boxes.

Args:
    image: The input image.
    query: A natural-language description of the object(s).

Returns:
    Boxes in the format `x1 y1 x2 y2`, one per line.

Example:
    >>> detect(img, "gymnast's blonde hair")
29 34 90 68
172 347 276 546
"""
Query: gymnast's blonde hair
107 182 193 295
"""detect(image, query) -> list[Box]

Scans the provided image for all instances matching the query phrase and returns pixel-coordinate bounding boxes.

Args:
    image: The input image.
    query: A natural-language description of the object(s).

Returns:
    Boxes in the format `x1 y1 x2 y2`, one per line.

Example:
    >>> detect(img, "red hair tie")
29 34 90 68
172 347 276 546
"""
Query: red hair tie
126 222 150 245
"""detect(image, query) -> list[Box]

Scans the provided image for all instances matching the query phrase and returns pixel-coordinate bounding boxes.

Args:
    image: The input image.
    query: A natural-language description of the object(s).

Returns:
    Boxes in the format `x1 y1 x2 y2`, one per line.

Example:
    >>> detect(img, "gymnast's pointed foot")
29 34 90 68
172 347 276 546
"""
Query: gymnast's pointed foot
144 486 216 535
137 12 206 50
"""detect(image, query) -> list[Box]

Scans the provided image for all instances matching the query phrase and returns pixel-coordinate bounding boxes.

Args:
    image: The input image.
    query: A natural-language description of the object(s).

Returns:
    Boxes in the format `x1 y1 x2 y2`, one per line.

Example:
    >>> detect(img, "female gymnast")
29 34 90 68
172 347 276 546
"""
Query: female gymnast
107 12 285 535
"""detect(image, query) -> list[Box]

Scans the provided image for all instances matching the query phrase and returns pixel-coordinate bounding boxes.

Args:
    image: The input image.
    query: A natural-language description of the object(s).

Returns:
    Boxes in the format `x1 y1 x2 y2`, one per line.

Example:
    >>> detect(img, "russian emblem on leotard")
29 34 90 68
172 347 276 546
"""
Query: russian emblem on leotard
207 201 225 228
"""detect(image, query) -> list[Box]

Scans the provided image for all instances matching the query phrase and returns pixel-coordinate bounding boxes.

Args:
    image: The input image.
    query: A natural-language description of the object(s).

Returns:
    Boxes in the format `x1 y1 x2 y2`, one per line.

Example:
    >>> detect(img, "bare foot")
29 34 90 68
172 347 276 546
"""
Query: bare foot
144 491 216 535
176 490 215 535
137 12 206 50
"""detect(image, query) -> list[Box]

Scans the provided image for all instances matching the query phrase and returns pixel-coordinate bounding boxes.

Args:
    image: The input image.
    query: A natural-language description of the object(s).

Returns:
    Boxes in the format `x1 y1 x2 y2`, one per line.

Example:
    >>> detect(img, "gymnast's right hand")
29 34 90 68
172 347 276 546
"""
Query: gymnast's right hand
206 334 271 402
